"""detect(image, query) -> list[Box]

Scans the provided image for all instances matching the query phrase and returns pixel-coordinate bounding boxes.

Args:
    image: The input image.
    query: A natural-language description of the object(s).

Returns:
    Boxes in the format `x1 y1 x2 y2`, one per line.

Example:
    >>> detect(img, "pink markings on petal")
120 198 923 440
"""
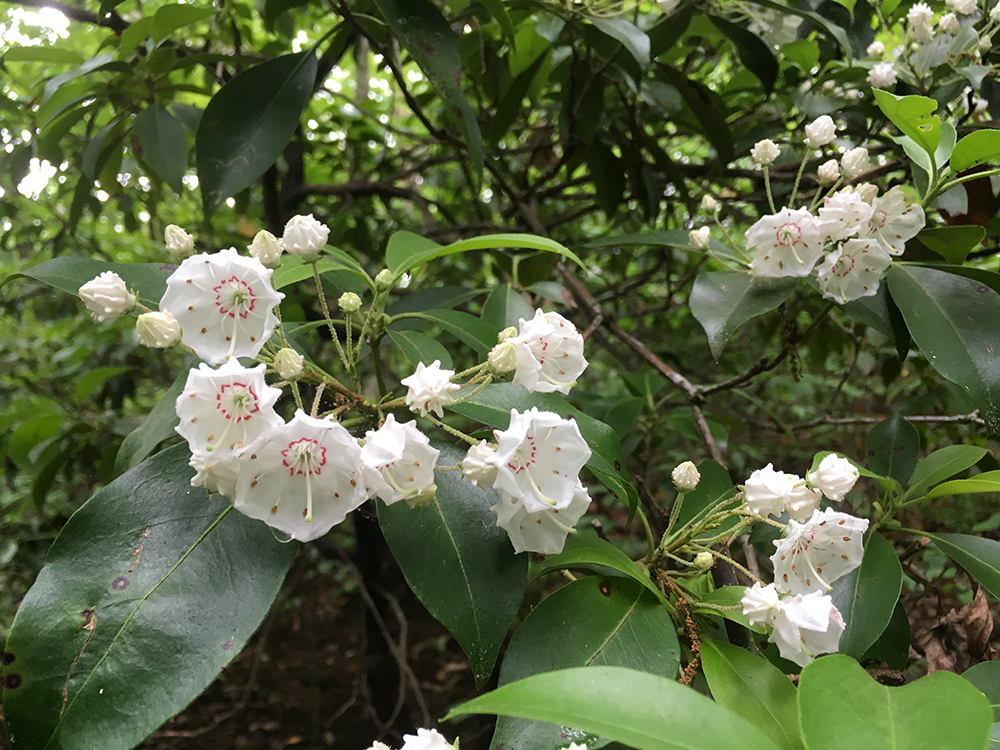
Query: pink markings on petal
281 438 327 477
214 276 257 319
216 382 260 422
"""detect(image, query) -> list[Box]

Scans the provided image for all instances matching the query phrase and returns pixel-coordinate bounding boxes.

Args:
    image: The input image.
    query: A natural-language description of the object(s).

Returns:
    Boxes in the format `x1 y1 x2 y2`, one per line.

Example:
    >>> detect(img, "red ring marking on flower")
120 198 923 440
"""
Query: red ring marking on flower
216 382 260 422
213 276 257 319
282 438 327 477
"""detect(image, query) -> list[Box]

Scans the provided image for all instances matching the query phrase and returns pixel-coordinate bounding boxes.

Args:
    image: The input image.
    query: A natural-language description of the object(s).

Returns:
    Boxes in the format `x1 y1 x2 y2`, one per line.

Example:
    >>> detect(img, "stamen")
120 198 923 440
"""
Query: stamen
206 416 235 452
304 472 313 523
525 467 559 507
225 316 239 360
545 510 578 534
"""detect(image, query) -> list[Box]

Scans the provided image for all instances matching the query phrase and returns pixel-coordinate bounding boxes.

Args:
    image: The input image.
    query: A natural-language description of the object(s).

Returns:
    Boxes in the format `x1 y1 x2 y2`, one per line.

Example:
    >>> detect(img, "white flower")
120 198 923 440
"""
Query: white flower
979 33 992 51
463 440 498 488
492 481 591 555
908 2 935 42
940 11 961 34
816 239 893 304
490 407 592 513
672 461 700 491
840 147 870 180
189 452 240 499
400 360 460 417
746 207 825 277
817 159 840 185
361 415 440 508
751 139 781 165
807 454 860 502
859 186 925 255
79 271 136 322
657 0 679 14
159 248 284 365
947 0 977 14
274 347 304 380
770 591 845 667
338 291 362 314
234 410 366 542
742 582 782 627
363 743 392 750
164 224 195 259
993 4 1000 22
689 227 711 250
771 508 870 595
175 360 284 459
488 342 518 375
818 190 875 242
281 213 329 262
562 744 590 750
804 115 836 148
136 310 181 348
701 194 718 212
400 728 455 750
508 309 588 394
745 464 821 521
866 41 885 57
248 230 283 267
868 62 897 88
855 183 879 204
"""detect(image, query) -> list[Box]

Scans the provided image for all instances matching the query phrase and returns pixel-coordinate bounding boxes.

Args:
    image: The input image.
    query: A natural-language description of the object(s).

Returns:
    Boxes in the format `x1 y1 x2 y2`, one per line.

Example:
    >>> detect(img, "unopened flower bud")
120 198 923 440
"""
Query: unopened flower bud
489 341 517 374
375 268 394 290
866 41 884 57
689 227 711 250
993 4 1000 22
804 115 836 148
498 326 518 342
817 159 840 185
338 291 362 314
281 214 329 262
751 139 781 165
693 551 714 571
700 194 718 212
463 440 499 488
79 271 137 322
840 147 870 180
856 183 879 204
405 484 437 509
980 34 992 51
939 12 960 35
672 460 701 491
164 225 194 259
248 230 283 267
136 310 181 348
274 347 304 380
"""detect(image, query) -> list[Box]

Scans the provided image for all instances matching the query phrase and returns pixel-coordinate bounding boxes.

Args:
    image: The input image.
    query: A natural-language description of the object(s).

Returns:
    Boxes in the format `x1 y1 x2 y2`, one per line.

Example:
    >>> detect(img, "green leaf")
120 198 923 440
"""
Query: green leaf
830 532 903 659
590 16 650 68
659 66 735 164
797 654 992 750
701 640 803 750
396 309 499 354
690 272 798 359
150 3 215 42
887 265 1000 434
196 51 317 217
951 129 1000 172
709 17 778 94
385 231 585 276
3 46 84 64
42 52 115 104
116 16 154 58
911 226 985 266
962 661 1000 722
445 665 782 750
378 442 526 685
866 414 920 486
863 601 911 671
271 255 359 290
691 586 765 632
114 371 185 474
927 533 1000 600
672 459 736 533
386 285 482 315
387 329 453 369
487 53 548 147
873 90 941 159
132 103 188 193
922 470 1000 500
492 576 680 750
5 258 171 308
481 283 534 331
478 0 517 46
907 445 988 498
448 383 638 515
73 366 130 404
536 536 669 608
0 444 297 750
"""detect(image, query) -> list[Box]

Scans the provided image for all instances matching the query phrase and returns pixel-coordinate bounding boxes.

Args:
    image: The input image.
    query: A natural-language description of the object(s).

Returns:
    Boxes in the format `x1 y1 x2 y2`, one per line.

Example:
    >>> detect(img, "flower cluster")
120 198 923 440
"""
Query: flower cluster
364 728 457 750
487 309 589 394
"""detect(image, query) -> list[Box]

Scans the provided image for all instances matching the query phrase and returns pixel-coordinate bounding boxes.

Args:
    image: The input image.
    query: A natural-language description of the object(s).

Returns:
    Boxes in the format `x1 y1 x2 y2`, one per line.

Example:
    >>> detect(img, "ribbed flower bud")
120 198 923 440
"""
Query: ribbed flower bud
338 291 362 314
672 461 701 491
136 310 181 348
164 225 194 259
248 230 283 267
375 269 394 291
274 347 304 380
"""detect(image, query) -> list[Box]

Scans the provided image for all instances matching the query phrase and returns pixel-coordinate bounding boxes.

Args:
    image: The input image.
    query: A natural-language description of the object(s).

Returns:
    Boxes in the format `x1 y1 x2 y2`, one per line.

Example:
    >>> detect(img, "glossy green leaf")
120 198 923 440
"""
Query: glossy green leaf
386 329 453 369
798 654 992 750
911 226 985 265
873 90 941 158
0 444 297 750
73 366 131 404
116 16 154 58
865 414 920 486
132 103 188 193
829 532 903 659
927 533 1000 600
863 601 911 671
923 470 1000 500
493 576 680 750
672 459 736 532
887 265 1000 434
3 46 84 64
907 445 988 498
386 286 482 316
445 665 782 750
271 255 359 290
590 17 650 68
385 231 585 276
709 16 778 94
42 52 115 103
114 371 185 474
150 3 215 42
478 0 516 45
755 0 852 58
448 383 638 514
196 51 317 217
5 258 172 308
536 536 669 607
701 639 803 750
481 283 534 331
951 129 1000 172
691 586 765 632
690 272 798 358
487 53 548 147
378 442 527 686
962 661 1000 722
659 67 735 164
395 309 498 355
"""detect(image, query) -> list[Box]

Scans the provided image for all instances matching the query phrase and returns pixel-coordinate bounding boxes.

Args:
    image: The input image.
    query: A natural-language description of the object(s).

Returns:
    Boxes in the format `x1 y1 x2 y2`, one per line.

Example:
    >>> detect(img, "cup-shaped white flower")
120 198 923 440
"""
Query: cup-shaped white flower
400 728 456 750
234 411 366 542
741 581 782 627
463 439 498 488
744 464 820 521
807 454 860 502
868 62 897 88
770 591 845 667
160 248 284 365
818 190 875 242
79 271 137 322
281 213 329 262
746 207 825 277
363 743 391 750
165 225 195 259
508 309 588 394
248 230 283 267
804 115 836 148
175 360 283 458
490 407 592 513
189 452 240 499
751 139 781 165
859 186 925 255
361 415 440 507
136 310 181 348
772 508 870 595
492 481 591 555
816 238 893 305
401 360 460 417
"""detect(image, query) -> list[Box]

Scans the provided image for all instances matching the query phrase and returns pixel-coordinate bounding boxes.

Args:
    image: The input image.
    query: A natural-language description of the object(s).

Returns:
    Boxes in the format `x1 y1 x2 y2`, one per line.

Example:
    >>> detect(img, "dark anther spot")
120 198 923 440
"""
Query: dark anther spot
2 653 14 666
4 673 22 690
111 576 130 591
867 449 875 456
599 579 613 597
223 640 233 651
614 460 622 470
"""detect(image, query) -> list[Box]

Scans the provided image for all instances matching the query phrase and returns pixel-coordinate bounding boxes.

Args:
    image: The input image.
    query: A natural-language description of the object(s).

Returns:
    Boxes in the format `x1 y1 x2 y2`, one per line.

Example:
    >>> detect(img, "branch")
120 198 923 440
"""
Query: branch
8 0 129 32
